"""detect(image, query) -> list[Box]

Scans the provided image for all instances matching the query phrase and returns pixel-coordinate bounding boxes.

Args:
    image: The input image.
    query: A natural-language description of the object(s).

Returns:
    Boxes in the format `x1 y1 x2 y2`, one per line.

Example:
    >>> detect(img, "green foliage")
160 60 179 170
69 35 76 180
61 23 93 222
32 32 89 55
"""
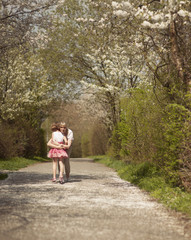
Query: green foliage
151 187 191 214
0 157 49 171
80 123 109 158
0 173 8 180
89 123 108 156
155 103 191 186
110 87 162 162
109 86 191 189
118 161 160 187
108 126 122 158
81 133 91 157
24 127 47 158
38 128 47 158
0 121 26 158
93 155 191 217
0 120 47 159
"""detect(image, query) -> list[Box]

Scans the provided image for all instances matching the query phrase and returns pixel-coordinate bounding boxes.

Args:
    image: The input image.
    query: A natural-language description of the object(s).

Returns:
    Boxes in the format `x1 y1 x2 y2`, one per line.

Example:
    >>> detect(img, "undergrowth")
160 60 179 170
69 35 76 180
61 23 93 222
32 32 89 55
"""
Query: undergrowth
93 155 191 217
0 173 8 180
0 156 50 172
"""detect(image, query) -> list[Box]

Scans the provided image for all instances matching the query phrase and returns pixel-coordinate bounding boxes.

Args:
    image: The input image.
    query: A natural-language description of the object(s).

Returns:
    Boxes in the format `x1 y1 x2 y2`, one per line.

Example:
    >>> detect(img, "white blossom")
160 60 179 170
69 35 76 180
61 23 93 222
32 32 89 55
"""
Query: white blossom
114 10 128 17
178 9 187 17
112 1 119 8
0 52 52 120
58 0 65 4
122 1 132 9
142 21 152 28
152 14 163 21
89 18 95 22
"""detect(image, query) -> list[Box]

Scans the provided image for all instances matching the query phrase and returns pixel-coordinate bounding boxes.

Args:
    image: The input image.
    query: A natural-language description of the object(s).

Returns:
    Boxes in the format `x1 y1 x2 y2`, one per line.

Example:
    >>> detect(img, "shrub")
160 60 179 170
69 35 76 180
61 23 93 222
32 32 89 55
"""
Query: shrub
0 120 47 159
0 121 26 158
110 87 162 162
81 133 91 157
155 104 191 187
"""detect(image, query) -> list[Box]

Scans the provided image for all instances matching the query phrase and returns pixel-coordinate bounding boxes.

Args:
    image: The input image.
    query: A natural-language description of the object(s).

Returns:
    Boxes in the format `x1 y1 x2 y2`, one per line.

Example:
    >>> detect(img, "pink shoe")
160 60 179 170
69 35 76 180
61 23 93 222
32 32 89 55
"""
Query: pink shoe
52 178 57 183
59 177 64 184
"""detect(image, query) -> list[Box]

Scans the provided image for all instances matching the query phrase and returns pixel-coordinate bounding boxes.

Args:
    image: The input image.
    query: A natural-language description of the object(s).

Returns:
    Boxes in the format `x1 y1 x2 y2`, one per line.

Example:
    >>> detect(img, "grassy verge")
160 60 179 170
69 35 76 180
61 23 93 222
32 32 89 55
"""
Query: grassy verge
0 156 50 180
0 173 8 180
92 155 191 218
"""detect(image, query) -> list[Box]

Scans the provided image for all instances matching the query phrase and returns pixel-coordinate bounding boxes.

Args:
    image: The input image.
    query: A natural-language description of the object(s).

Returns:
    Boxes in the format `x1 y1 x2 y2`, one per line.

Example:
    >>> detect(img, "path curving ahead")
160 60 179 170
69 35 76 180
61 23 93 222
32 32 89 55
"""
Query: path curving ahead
0 158 190 240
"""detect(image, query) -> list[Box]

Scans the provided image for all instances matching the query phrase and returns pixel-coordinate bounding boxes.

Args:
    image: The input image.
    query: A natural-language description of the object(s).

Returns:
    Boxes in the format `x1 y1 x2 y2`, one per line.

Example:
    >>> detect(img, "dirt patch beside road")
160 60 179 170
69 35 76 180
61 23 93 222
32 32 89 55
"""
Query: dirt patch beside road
0 158 190 240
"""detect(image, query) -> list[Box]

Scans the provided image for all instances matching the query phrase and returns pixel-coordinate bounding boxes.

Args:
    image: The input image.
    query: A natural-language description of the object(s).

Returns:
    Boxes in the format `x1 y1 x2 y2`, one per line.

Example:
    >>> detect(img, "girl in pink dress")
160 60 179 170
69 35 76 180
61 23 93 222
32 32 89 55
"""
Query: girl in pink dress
48 123 68 184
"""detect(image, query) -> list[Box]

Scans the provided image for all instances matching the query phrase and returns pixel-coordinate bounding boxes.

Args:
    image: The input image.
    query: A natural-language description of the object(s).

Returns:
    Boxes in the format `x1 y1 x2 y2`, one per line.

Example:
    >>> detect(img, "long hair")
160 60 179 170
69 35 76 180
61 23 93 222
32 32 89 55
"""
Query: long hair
51 123 58 132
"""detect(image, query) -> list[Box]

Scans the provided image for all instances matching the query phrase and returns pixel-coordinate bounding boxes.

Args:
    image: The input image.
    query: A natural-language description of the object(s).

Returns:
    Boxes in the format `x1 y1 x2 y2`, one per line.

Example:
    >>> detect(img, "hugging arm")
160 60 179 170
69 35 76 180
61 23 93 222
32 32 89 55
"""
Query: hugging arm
47 139 63 149
62 139 72 149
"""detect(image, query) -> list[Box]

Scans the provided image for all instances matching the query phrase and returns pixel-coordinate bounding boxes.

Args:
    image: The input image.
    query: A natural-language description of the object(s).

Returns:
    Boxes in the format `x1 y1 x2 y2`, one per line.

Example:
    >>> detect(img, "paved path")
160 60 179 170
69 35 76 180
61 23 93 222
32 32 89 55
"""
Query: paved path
0 158 190 240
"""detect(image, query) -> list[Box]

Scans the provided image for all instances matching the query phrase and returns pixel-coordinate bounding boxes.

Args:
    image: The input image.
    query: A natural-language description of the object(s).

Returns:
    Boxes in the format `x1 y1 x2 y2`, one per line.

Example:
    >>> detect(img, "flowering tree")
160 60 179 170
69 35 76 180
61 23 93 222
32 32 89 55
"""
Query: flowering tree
0 50 53 124
110 0 191 188
0 0 59 53
43 0 147 135
0 0 76 158
0 0 65 123
111 0 191 103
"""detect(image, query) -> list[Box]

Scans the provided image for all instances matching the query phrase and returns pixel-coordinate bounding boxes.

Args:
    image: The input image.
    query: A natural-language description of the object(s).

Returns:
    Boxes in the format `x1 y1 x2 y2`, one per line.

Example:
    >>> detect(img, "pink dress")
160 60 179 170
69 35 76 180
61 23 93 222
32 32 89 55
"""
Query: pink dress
48 143 68 159
47 131 68 159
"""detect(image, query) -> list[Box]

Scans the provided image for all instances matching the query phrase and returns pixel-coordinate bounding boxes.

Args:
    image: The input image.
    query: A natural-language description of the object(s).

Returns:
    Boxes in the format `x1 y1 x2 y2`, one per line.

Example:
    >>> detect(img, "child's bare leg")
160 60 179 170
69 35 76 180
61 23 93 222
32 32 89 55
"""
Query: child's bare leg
53 158 57 179
59 158 64 178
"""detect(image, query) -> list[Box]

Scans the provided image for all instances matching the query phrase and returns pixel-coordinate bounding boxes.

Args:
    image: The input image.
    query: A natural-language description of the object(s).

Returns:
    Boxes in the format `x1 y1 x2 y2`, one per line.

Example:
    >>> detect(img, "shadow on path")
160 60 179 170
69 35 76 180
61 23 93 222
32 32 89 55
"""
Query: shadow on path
0 172 101 186
70 158 94 163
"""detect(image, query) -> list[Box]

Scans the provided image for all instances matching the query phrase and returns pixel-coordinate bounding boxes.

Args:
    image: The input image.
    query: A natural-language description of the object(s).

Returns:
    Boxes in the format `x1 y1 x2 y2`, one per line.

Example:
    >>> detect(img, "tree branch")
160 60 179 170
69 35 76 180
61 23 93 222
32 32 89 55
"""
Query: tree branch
0 5 52 21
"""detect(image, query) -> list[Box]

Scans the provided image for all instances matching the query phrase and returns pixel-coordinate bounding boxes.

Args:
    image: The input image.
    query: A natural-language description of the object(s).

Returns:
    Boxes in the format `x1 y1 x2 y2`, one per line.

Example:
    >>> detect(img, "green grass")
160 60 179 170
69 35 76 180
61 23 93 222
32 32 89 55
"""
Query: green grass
92 155 191 218
0 156 50 171
0 173 8 180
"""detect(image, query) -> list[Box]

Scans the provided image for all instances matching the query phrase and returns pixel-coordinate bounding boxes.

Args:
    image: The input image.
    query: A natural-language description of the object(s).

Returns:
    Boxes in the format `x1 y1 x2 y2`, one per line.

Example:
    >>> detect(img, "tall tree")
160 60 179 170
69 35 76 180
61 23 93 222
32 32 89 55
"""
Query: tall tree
42 0 146 136
0 0 58 54
111 0 191 104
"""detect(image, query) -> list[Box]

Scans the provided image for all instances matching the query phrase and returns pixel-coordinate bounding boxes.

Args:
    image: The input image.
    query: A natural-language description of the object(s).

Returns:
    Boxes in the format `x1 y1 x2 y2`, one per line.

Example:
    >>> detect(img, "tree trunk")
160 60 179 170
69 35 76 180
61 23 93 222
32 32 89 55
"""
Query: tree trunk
169 16 187 91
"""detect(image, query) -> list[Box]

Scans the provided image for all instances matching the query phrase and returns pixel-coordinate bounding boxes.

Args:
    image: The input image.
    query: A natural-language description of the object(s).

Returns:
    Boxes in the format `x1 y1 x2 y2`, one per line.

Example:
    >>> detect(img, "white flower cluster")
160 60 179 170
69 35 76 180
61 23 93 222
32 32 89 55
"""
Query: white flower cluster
112 1 132 10
80 80 119 94
142 20 170 29
178 9 191 18
76 17 88 22
114 10 129 17
112 0 191 30
83 38 145 96
112 1 133 17
0 53 52 120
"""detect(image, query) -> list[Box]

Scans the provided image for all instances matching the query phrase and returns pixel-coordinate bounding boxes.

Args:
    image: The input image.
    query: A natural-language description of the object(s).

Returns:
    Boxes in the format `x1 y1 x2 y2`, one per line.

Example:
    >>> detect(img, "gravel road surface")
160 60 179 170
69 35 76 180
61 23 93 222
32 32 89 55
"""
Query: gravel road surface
0 158 190 240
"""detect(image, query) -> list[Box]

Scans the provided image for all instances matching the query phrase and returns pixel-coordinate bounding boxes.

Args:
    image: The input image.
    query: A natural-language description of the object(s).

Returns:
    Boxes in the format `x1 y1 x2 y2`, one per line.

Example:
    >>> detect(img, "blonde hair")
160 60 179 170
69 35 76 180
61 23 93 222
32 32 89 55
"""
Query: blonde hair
60 122 66 127
59 122 68 136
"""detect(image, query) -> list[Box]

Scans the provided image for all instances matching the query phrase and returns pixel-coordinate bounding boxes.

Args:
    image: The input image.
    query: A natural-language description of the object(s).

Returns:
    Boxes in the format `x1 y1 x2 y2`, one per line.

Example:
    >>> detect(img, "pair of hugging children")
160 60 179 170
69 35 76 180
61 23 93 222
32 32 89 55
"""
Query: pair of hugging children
47 123 68 184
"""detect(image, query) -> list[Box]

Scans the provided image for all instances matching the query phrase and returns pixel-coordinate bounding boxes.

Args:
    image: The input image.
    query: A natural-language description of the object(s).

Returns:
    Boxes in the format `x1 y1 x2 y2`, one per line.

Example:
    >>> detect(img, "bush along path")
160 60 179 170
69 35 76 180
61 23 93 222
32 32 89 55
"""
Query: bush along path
93 156 191 219
0 158 191 240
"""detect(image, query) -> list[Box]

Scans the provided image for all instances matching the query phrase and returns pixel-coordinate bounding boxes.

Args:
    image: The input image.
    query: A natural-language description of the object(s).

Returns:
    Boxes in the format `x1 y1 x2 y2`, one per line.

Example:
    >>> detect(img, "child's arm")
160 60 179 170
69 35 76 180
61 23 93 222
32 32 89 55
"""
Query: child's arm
63 136 68 145
47 134 63 149
47 139 63 149
52 140 60 146
62 138 72 149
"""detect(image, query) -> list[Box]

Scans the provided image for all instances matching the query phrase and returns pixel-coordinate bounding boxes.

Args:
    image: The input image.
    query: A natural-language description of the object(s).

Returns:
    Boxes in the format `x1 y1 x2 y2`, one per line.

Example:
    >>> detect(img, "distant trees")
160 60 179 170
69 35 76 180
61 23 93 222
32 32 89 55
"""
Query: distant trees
109 0 191 189
0 0 58 54
43 98 109 158
41 0 145 137
1 0 191 191
43 0 191 189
